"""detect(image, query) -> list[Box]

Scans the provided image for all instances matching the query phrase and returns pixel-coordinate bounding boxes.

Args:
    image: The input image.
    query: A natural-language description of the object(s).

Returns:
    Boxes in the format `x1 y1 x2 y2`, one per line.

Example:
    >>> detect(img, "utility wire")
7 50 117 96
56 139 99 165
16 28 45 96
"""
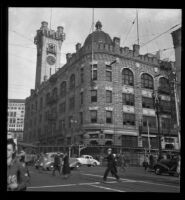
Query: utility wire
122 15 137 47
10 30 33 43
140 24 181 48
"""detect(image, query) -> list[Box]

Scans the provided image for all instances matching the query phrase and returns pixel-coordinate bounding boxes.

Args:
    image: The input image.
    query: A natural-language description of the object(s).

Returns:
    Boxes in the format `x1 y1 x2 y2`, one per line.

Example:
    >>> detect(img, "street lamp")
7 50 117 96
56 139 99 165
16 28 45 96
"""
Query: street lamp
70 118 78 157
109 57 120 147
152 90 162 158
168 70 181 150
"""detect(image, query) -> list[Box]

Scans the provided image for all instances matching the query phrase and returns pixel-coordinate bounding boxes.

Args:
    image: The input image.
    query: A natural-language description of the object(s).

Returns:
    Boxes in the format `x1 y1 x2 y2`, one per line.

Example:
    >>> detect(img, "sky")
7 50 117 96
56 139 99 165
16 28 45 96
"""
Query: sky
8 8 181 100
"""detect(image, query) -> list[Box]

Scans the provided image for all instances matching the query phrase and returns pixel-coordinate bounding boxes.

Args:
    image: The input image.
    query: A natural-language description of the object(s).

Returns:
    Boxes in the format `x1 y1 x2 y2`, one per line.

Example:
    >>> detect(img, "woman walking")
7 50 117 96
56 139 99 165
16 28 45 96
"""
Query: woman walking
62 152 71 179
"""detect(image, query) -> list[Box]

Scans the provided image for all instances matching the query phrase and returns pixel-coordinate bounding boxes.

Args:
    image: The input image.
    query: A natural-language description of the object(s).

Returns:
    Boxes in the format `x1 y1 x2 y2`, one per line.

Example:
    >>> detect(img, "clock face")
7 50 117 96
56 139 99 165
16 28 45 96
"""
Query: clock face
47 56 56 65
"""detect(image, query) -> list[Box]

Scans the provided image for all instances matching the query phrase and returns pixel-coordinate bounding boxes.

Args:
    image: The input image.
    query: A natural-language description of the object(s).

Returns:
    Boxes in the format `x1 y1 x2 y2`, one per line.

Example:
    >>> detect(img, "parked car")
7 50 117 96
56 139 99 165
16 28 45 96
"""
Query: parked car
77 155 100 167
35 152 63 171
153 158 179 177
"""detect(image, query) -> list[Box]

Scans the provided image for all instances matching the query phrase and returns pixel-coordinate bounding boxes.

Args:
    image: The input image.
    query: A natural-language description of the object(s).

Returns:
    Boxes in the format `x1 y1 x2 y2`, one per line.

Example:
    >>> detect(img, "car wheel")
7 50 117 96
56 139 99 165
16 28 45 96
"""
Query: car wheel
155 167 161 175
93 162 97 167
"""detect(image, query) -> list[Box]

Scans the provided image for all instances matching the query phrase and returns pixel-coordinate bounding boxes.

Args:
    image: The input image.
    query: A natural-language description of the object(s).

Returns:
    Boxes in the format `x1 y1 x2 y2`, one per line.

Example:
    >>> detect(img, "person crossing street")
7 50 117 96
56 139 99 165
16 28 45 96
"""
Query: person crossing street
103 148 120 183
52 153 61 176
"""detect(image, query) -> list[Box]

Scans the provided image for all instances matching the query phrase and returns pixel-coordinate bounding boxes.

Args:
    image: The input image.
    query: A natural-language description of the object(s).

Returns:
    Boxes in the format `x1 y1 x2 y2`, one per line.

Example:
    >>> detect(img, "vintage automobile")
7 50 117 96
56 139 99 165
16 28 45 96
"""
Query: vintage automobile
76 155 100 167
153 158 180 177
35 153 81 171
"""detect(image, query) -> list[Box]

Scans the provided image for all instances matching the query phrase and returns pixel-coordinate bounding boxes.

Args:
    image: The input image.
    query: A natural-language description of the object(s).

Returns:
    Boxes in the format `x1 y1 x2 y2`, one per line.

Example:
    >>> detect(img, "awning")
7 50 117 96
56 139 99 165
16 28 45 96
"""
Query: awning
17 142 37 148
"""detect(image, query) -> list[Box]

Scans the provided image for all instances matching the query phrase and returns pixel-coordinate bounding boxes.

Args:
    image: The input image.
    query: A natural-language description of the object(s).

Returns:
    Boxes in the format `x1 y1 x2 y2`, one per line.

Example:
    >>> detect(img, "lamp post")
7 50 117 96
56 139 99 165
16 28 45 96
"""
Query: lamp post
152 90 162 158
168 70 181 150
109 57 120 148
70 118 78 157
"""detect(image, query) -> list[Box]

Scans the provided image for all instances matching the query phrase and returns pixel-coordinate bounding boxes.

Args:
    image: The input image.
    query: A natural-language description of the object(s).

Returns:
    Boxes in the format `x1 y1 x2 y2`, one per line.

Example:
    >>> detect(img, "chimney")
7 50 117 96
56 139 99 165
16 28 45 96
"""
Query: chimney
133 44 140 57
76 43 81 52
30 89 35 96
41 21 48 29
113 37 120 47
66 53 72 62
156 50 161 60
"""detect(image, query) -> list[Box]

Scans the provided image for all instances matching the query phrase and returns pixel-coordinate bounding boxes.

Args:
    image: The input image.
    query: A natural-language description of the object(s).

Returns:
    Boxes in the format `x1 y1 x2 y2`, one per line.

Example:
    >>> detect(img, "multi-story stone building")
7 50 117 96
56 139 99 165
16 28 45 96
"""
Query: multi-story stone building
24 21 179 150
8 99 25 141
171 27 181 148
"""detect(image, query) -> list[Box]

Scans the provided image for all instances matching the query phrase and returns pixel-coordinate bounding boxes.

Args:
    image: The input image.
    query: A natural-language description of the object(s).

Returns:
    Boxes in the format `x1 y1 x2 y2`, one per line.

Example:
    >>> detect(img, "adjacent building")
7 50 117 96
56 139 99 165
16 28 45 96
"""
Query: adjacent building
171 27 181 147
24 21 179 150
8 99 25 141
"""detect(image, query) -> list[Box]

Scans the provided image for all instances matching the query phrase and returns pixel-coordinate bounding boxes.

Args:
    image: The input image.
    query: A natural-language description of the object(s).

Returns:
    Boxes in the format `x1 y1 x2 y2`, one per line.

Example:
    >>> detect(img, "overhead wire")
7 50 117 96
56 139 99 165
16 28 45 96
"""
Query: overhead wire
140 24 181 48
122 15 137 47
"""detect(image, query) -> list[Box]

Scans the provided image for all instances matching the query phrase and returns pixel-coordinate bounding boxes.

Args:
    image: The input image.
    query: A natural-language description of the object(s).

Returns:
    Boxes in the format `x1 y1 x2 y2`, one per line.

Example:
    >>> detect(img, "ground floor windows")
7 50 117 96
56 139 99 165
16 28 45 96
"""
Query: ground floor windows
122 136 137 147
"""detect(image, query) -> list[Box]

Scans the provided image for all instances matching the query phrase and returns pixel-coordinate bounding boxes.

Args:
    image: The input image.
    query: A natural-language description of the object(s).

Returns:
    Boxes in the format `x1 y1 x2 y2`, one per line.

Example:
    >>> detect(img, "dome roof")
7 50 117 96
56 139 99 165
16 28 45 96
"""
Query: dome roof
83 21 113 46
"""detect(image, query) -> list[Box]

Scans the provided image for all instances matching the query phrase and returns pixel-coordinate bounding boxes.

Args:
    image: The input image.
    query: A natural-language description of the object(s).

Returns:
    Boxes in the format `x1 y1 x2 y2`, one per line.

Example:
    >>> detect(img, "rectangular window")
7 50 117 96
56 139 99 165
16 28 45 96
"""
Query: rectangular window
59 102 66 114
80 112 83 125
122 136 137 147
105 134 113 139
123 113 135 126
161 118 171 129
91 90 97 103
106 65 112 82
106 90 112 103
143 116 156 128
106 111 112 123
142 97 154 109
91 64 97 81
80 92 83 105
160 100 171 113
80 68 84 83
69 96 75 110
91 110 97 123
122 93 134 106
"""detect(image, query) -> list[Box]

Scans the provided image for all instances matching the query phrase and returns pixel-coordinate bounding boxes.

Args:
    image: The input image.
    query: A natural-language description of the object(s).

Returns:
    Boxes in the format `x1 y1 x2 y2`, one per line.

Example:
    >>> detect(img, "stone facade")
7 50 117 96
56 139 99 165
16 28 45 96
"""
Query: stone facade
24 21 178 150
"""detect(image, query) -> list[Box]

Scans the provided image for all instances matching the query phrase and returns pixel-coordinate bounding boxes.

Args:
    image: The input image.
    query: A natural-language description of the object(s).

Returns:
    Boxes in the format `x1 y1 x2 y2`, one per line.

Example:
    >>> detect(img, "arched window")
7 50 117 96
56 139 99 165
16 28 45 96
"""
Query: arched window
122 68 134 86
60 81 67 97
46 92 50 105
52 87 58 97
69 74 75 90
141 73 154 89
159 77 170 94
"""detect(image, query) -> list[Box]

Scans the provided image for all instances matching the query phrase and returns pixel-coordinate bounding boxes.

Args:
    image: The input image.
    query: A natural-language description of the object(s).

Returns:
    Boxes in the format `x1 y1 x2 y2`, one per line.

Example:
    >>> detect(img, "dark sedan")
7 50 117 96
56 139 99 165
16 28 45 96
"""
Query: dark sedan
153 158 179 177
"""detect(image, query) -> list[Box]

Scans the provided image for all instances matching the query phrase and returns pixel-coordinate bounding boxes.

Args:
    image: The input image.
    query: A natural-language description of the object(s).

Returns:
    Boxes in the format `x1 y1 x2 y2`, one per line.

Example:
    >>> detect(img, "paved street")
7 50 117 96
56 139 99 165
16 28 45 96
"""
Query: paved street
27 165 180 192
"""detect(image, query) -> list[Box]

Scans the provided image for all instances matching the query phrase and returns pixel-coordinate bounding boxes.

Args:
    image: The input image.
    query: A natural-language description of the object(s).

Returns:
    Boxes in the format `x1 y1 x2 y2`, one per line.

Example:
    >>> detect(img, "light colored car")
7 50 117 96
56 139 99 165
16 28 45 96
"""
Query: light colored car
77 155 100 166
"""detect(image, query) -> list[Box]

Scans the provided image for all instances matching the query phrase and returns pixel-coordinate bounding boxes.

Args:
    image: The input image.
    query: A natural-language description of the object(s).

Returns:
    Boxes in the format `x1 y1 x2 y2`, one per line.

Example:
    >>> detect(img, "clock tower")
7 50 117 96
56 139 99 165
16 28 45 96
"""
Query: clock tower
34 21 65 89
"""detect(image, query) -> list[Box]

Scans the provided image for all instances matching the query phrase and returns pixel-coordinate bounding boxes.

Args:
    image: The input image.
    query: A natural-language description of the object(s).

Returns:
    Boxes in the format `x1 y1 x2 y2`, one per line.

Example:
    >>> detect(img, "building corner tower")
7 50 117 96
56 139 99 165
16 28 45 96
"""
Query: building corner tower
34 21 65 89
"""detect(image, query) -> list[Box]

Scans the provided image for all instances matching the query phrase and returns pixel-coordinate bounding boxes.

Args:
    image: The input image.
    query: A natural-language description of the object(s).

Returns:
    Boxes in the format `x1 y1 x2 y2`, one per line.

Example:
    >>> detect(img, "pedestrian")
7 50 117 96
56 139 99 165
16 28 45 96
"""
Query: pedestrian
7 138 30 191
52 153 61 176
103 148 120 183
149 154 154 169
143 154 149 172
62 152 71 179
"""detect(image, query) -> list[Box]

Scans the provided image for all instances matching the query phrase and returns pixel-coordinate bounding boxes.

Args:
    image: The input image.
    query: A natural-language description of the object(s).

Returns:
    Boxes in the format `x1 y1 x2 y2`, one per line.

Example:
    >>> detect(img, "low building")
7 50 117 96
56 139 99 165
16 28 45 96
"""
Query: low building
8 99 25 141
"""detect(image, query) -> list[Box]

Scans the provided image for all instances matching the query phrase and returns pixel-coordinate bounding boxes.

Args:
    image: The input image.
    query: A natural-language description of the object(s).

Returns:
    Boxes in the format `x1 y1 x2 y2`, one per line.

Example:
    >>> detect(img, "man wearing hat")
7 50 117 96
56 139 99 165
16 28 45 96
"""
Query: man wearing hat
103 148 120 183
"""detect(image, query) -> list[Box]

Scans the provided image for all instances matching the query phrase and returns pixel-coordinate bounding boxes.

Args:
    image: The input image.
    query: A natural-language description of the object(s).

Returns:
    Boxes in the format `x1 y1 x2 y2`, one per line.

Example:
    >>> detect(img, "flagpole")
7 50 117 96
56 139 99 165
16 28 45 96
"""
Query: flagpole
147 120 151 154
136 9 139 45
91 8 94 80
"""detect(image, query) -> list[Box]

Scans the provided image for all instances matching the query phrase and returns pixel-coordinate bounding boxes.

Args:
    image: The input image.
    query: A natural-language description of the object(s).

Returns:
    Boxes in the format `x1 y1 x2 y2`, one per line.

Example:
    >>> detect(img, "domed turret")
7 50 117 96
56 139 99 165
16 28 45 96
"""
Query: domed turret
83 21 113 46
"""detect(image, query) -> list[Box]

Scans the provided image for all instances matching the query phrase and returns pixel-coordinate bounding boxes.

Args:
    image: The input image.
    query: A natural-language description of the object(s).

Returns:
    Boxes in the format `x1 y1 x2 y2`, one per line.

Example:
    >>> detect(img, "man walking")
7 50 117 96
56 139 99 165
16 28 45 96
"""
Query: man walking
103 148 120 183
7 139 30 191
52 153 61 176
